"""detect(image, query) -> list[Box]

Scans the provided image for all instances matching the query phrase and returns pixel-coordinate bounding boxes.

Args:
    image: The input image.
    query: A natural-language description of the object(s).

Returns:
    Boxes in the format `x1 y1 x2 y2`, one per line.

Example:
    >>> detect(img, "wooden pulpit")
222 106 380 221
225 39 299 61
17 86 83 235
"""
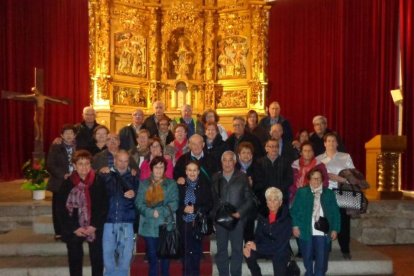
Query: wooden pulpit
365 135 406 199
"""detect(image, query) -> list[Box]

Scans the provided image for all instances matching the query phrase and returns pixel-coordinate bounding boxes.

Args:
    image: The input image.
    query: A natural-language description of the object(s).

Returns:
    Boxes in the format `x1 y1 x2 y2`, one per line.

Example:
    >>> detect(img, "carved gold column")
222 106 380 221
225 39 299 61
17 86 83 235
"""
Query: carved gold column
203 8 216 109
148 6 160 107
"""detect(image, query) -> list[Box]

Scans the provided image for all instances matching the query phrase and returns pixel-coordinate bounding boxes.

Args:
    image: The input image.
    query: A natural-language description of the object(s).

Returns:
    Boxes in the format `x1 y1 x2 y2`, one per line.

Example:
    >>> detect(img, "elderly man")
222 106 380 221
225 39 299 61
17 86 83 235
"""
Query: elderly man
309 115 346 156
99 150 138 276
174 134 217 184
92 133 138 174
212 151 253 276
254 138 293 209
269 123 297 164
259 101 293 143
226 116 265 158
119 108 144 151
172 104 204 138
75 106 101 150
142 101 169 137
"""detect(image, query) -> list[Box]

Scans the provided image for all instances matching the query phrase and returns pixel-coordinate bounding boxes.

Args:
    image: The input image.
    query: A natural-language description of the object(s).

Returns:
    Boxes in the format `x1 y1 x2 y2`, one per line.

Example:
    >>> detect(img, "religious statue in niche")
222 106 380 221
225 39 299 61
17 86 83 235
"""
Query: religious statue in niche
113 85 146 107
166 29 195 80
114 32 147 78
217 36 248 79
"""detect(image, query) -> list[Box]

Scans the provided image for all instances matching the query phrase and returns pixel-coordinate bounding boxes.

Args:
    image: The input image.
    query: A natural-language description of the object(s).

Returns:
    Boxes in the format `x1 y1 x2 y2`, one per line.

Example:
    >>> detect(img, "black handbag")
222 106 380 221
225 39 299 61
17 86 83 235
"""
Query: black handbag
193 211 214 240
286 247 300 276
314 216 329 234
156 205 182 259
333 182 368 213
215 178 239 230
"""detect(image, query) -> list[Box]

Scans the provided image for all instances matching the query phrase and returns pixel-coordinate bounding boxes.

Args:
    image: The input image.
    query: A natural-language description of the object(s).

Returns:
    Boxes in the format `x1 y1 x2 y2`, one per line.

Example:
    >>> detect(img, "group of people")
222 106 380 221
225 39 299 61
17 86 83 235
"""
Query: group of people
46 100 358 276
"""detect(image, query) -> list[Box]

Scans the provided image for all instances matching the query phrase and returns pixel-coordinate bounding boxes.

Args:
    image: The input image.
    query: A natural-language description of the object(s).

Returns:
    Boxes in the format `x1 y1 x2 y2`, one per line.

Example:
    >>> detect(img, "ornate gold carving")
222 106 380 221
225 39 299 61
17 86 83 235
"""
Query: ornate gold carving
113 85 147 106
92 74 112 100
377 152 400 192
217 90 247 108
248 79 262 105
217 36 248 79
112 6 148 32
114 32 147 77
218 13 244 37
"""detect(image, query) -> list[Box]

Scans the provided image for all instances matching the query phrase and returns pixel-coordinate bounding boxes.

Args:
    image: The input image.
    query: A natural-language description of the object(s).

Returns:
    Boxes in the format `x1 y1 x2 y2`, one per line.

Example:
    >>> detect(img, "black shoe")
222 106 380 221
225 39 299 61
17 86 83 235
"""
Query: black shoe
54 235 62 241
295 252 302 258
342 253 352 260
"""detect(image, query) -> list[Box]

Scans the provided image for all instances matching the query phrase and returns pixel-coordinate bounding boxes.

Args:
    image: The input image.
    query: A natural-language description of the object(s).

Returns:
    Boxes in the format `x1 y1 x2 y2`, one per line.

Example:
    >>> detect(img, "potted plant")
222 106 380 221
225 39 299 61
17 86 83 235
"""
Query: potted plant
21 159 49 200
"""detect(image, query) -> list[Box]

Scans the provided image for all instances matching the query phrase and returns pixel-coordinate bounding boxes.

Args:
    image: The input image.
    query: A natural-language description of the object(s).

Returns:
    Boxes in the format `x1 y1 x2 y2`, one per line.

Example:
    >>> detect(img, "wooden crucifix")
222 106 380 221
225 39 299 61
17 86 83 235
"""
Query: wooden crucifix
1 68 70 159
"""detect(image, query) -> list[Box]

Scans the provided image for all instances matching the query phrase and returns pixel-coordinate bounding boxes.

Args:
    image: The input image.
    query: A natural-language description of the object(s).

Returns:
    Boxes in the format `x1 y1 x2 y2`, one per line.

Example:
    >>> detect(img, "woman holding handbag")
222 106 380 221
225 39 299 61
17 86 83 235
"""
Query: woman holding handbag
291 167 340 276
135 156 178 276
316 132 355 259
177 160 213 276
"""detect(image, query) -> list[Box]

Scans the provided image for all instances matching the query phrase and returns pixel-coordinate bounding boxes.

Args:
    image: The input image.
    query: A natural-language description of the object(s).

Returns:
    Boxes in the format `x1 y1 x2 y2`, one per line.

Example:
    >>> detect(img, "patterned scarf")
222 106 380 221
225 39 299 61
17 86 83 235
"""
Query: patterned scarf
311 185 323 221
174 139 188 161
66 170 96 242
297 157 317 188
145 176 165 207
64 143 75 173
183 177 198 222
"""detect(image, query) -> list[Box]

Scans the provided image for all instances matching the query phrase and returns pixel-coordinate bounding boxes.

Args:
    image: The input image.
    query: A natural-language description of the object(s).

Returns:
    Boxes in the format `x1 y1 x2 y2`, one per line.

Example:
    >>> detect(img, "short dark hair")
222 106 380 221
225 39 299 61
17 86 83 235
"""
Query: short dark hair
173 123 188 134
149 137 164 152
157 116 171 126
246 110 259 123
93 125 109 138
201 109 220 124
323 132 338 142
300 141 314 152
149 156 168 171
72 150 92 164
237 141 254 154
205 122 219 132
306 167 325 182
186 160 200 170
61 124 76 135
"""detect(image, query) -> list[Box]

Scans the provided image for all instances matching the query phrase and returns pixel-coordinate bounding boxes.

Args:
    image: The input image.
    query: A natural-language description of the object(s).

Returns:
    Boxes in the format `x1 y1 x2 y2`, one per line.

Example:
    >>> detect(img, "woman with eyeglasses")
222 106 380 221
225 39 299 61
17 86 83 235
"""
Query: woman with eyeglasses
139 138 174 180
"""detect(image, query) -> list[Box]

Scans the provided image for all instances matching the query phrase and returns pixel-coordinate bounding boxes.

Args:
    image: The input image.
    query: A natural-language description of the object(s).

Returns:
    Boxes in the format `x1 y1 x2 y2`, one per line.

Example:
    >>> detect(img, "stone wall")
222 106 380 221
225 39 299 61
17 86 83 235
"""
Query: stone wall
351 200 414 245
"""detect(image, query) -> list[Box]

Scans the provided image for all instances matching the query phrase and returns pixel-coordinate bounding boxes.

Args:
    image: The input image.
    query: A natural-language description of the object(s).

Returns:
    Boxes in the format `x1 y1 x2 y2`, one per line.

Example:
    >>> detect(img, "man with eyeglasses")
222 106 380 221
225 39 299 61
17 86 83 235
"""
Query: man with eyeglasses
254 138 293 210
226 116 265 159
119 108 145 150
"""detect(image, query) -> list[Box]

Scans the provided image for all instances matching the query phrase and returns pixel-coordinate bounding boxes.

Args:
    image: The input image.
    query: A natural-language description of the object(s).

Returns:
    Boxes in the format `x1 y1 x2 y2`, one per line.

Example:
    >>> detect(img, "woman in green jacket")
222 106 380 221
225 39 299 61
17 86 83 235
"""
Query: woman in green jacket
291 167 340 276
135 156 178 276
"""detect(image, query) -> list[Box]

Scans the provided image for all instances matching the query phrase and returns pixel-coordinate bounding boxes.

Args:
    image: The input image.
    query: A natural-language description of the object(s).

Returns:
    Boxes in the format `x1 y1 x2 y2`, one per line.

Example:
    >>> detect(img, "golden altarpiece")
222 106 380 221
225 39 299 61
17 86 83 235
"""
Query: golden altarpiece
89 0 270 130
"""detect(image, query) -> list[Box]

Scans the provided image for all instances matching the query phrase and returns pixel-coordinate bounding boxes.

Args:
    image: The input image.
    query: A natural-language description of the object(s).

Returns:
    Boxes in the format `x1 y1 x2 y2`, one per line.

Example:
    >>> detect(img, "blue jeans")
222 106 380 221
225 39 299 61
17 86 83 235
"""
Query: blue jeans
299 235 330 276
103 223 135 276
144 236 170 276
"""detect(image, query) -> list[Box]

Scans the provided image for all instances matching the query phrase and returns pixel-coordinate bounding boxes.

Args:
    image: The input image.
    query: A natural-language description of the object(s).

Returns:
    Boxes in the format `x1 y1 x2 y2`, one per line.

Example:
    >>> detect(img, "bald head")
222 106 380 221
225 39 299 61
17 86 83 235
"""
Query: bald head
189 134 204 156
153 101 165 118
268 101 281 118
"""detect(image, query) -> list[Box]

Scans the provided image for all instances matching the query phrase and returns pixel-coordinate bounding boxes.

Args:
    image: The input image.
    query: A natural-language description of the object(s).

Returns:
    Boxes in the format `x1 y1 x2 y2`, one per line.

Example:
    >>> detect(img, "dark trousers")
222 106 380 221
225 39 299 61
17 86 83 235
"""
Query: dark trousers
243 216 256 243
337 208 350 254
299 236 330 276
66 232 103 276
144 236 170 276
182 222 202 276
215 221 244 276
52 192 61 235
245 250 288 276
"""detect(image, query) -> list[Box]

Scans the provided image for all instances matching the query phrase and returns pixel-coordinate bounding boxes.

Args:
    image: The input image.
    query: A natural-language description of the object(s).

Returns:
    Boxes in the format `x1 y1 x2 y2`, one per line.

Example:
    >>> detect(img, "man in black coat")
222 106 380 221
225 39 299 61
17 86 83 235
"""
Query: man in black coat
226 116 265 158
118 108 144 150
259 101 293 143
141 101 169 138
174 134 217 185
309 115 346 156
75 106 101 150
254 139 293 210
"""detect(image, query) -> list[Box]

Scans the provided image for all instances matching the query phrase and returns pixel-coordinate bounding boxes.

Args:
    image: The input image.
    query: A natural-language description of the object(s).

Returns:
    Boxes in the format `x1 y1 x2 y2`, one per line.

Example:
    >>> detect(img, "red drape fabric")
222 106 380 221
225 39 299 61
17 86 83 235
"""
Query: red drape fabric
400 0 414 190
267 0 406 187
0 0 89 180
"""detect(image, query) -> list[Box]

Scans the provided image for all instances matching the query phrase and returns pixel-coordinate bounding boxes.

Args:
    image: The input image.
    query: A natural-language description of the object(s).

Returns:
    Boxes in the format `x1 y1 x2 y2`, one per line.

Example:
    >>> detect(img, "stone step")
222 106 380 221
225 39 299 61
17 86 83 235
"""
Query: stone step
0 256 91 276
33 215 54 234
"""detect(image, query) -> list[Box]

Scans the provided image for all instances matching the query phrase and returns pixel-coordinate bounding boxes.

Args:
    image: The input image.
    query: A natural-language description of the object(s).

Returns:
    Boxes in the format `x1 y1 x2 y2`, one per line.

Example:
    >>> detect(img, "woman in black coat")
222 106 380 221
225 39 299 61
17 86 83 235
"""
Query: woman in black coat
177 160 213 276
56 150 108 276
203 122 228 168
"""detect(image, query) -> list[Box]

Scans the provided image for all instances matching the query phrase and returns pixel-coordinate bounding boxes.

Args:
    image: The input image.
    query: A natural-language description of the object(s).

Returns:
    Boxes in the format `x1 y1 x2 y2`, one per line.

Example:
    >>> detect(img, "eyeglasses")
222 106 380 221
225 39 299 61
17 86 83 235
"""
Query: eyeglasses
133 114 143 117
310 177 322 181
150 144 161 148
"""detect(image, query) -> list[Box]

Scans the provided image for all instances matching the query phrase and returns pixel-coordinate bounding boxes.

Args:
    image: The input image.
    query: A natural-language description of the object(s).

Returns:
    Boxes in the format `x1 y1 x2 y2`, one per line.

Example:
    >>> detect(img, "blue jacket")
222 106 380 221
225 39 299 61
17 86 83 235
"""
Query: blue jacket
254 205 292 257
100 169 139 224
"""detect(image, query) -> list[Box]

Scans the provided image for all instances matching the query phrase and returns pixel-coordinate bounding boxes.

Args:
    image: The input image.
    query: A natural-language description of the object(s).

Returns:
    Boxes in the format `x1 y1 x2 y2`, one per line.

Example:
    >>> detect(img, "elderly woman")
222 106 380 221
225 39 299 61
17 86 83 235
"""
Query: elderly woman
135 156 179 276
201 108 228 141
177 160 213 276
88 125 109 156
316 132 355 259
168 123 190 163
244 187 292 276
56 150 108 276
290 141 329 204
203 122 228 166
291 167 340 276
245 110 268 147
140 137 174 180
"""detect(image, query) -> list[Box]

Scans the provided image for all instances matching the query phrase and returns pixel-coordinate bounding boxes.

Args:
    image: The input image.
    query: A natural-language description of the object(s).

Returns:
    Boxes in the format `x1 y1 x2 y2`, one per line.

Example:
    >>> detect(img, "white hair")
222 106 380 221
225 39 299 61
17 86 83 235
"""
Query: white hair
83 106 95 115
312 115 327 125
221 150 237 162
265 187 283 202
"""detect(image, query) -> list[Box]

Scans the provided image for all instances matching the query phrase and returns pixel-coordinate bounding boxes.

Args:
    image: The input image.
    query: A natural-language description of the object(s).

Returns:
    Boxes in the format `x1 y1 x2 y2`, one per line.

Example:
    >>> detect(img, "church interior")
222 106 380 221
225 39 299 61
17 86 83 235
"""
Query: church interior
0 0 413 275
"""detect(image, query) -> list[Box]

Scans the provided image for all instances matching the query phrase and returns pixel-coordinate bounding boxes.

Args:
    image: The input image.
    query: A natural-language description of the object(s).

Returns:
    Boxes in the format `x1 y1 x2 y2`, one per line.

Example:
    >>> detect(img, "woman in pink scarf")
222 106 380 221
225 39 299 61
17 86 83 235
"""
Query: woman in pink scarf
290 141 329 204
56 150 108 276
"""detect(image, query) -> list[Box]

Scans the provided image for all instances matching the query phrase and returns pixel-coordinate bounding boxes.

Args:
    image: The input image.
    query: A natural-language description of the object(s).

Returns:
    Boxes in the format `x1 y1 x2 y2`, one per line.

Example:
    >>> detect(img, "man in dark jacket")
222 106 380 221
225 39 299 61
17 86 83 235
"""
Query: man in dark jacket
226 116 265 158
259 101 293 143
75 106 101 150
254 139 293 210
142 101 169 138
119 108 144 150
99 150 139 276
309 115 346 156
212 150 253 276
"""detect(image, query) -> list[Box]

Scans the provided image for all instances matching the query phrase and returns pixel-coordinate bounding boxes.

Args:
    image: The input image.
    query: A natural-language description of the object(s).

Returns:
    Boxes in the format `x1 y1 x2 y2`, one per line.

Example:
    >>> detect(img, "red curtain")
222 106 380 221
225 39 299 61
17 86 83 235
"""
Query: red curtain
400 0 414 190
0 0 89 180
267 0 405 186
